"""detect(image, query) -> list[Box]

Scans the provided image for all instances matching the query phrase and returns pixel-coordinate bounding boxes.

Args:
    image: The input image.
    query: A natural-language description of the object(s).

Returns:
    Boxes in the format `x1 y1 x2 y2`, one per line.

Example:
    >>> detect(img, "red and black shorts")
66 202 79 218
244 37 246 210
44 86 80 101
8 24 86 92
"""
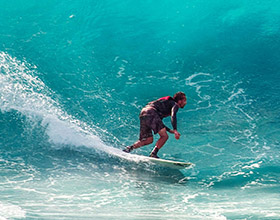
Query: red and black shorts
139 108 165 141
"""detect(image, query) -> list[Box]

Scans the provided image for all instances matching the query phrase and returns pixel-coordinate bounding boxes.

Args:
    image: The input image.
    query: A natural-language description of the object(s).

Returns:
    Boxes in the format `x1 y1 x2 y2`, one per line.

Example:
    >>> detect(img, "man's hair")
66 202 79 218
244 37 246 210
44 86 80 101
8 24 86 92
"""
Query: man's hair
173 92 186 102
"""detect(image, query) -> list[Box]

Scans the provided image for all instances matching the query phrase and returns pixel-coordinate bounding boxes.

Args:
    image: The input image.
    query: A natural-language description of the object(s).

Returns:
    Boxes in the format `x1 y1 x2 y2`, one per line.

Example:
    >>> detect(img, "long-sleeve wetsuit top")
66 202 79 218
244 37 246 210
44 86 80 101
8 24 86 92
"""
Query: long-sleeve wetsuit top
143 96 179 131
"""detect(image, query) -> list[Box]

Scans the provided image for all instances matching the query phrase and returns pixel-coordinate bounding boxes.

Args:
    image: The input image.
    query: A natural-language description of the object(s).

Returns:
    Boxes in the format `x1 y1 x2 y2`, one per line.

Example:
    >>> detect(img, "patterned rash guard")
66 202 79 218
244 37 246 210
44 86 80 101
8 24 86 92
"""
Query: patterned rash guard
140 96 179 131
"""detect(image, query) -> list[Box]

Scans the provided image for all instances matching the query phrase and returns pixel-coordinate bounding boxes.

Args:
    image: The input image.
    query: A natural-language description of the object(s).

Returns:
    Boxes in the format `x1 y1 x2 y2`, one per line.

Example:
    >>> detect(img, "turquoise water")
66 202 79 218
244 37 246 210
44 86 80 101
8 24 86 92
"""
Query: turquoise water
1 0 280 219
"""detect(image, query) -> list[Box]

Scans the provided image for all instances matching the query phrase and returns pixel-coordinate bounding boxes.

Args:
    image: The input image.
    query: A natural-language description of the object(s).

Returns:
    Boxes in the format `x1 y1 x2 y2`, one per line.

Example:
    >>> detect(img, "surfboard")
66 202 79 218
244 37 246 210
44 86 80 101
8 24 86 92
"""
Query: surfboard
142 156 193 169
119 149 192 169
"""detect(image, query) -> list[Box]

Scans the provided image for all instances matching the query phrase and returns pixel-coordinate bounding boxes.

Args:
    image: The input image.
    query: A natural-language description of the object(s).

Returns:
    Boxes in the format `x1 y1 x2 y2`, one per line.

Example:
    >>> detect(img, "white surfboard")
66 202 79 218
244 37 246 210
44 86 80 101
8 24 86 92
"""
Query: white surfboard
121 153 193 169
118 149 193 170
142 156 193 169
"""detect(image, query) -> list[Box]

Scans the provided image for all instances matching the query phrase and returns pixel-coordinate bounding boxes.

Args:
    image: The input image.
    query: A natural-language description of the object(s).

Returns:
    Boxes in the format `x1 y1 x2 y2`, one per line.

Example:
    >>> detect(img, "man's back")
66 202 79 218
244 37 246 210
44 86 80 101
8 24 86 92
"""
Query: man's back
147 96 178 119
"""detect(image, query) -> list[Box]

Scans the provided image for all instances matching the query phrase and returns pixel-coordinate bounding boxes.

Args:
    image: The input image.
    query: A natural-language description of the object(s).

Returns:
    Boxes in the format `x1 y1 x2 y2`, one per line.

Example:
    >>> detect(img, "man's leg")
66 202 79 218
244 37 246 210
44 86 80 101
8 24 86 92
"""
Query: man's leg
123 137 153 153
132 137 153 149
123 115 153 153
150 128 168 158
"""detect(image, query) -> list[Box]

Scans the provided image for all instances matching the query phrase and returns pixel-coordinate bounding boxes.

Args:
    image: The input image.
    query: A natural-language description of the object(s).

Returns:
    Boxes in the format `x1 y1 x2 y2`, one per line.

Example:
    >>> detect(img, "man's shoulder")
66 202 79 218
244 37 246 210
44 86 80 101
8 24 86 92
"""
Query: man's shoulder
172 102 179 111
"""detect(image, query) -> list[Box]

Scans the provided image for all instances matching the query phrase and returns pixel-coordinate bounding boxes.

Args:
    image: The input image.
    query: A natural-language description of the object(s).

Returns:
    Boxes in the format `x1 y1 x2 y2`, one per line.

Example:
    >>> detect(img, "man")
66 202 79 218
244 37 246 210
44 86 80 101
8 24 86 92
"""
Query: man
123 92 187 158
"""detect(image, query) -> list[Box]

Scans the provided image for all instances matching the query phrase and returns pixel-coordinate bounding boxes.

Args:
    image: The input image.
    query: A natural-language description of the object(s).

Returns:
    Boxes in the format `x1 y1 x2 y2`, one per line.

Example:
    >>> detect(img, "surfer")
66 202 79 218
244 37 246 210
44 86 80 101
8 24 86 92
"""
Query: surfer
123 92 187 158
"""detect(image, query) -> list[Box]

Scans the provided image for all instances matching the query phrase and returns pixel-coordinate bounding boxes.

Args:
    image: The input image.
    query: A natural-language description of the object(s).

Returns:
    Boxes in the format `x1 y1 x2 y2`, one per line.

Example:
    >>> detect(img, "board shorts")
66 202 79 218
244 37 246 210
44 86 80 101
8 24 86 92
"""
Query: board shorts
139 107 165 140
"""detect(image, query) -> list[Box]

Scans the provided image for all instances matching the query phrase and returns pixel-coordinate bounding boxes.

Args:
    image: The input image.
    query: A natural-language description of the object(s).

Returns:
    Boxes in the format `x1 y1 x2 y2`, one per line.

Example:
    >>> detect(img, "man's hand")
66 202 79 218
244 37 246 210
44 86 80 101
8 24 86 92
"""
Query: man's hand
168 129 181 139
174 130 181 140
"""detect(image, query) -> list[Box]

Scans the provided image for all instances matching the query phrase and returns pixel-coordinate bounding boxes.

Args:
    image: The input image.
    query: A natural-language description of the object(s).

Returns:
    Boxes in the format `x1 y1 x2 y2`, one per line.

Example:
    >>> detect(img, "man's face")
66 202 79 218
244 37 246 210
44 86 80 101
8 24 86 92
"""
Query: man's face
178 97 187 108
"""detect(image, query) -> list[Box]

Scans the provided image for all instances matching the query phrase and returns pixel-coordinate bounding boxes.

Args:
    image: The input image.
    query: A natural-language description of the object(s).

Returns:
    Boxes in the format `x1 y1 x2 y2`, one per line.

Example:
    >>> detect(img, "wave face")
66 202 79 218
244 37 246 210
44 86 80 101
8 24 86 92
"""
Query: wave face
1 0 280 219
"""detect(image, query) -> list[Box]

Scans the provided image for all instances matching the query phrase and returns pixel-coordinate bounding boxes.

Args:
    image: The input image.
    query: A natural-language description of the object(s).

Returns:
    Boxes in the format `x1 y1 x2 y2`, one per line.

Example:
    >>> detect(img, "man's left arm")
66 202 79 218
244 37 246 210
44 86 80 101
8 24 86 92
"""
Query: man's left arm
171 104 179 130
171 105 181 139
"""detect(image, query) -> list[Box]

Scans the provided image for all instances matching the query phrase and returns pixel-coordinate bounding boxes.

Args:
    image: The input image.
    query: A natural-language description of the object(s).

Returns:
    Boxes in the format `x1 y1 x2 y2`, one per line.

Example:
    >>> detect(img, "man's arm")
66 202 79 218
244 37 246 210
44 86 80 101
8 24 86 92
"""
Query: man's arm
166 127 180 139
171 104 179 130
165 126 172 133
171 105 180 139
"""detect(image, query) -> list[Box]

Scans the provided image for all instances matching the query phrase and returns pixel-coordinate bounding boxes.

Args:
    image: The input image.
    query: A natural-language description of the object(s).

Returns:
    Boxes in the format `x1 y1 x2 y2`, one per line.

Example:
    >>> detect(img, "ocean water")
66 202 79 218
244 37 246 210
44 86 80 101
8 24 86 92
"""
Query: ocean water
1 0 280 219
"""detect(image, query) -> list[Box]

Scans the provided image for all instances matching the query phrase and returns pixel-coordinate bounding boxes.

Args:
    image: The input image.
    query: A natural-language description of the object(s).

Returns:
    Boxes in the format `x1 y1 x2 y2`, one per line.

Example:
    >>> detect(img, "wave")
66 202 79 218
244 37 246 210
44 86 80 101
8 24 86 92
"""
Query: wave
0 52 118 156
0 52 177 169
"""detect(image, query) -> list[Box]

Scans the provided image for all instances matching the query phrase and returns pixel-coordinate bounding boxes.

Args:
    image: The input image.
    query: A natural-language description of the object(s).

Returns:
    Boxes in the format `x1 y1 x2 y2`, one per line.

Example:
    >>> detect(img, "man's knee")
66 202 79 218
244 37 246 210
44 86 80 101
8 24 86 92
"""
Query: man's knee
143 137 153 145
158 128 168 140
162 134 169 141
147 137 154 144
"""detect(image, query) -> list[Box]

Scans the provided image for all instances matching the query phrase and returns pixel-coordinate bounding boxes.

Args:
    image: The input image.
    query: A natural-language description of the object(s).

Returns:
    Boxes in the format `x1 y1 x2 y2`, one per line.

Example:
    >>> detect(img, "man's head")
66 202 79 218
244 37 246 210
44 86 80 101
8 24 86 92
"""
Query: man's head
173 92 187 108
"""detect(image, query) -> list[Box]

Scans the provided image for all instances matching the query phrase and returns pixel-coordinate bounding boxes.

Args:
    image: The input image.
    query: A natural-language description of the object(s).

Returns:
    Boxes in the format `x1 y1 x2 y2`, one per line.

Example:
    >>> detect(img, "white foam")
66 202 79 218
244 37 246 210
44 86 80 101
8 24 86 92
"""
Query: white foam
182 193 199 203
186 72 213 102
185 72 212 87
0 202 26 219
0 52 117 156
242 161 262 169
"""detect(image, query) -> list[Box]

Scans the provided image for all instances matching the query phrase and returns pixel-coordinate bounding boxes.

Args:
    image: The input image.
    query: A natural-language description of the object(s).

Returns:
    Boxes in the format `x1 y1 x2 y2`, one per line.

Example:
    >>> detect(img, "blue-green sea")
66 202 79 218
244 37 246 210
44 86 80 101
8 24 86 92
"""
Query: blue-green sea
1 0 280 219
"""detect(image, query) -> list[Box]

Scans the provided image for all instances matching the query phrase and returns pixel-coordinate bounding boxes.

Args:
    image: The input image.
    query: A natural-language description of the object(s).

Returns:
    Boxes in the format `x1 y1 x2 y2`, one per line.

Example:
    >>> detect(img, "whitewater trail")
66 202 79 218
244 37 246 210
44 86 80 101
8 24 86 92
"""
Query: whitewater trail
0 52 126 159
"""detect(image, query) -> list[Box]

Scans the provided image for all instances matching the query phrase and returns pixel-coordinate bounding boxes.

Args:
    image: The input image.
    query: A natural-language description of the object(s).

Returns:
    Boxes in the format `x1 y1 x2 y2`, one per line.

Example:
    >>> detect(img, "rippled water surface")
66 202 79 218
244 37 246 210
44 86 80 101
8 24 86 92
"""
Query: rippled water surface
1 0 280 219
